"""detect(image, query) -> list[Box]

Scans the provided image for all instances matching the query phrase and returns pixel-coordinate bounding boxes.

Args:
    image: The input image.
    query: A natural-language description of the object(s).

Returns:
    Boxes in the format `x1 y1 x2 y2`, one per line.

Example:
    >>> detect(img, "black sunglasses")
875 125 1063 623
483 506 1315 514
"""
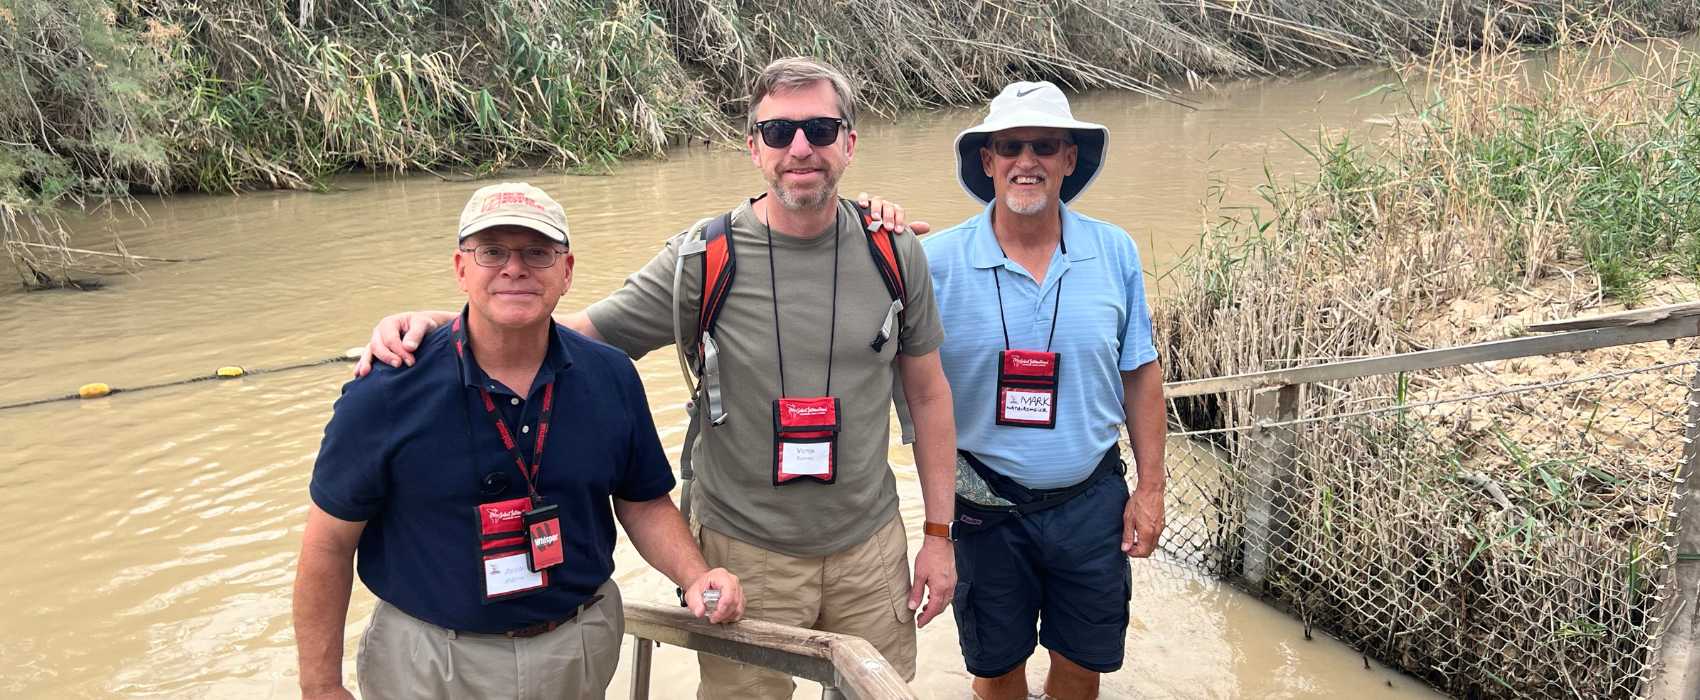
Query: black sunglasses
753 117 845 149
989 137 1071 158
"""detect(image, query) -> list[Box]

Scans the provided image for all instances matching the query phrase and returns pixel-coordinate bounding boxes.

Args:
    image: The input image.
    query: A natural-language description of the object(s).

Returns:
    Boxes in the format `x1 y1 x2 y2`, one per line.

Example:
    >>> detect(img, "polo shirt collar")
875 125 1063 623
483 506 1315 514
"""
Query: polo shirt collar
966 202 1101 272
455 306 575 397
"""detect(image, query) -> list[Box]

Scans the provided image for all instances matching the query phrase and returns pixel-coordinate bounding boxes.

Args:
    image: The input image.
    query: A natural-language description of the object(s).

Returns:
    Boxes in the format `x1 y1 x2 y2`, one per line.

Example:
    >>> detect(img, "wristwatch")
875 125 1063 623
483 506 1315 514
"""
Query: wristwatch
923 520 953 540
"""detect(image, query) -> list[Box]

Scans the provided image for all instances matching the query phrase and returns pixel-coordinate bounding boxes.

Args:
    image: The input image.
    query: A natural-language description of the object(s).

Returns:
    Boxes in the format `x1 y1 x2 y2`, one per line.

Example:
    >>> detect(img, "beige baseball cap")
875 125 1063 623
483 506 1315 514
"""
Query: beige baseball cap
457 182 570 246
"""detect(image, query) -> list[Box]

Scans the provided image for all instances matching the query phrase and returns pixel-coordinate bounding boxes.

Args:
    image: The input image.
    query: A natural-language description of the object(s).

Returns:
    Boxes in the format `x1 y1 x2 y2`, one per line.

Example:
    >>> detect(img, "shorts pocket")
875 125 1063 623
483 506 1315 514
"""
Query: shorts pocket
875 518 915 626
952 581 977 651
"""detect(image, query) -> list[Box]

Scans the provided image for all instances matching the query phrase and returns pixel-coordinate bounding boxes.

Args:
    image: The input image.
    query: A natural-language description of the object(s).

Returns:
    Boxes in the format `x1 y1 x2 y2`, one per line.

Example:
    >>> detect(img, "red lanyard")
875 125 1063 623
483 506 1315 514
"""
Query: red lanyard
453 315 556 500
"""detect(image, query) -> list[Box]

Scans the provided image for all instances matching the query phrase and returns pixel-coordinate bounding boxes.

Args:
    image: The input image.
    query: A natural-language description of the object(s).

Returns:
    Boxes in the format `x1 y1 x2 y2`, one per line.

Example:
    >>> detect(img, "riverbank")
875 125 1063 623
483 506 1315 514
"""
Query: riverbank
1153 34 1700 698
5 1 1698 286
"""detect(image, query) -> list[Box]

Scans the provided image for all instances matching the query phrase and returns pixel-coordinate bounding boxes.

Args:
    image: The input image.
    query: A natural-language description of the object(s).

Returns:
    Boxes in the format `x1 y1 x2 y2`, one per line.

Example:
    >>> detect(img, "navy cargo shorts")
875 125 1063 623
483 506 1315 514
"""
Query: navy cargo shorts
951 455 1132 678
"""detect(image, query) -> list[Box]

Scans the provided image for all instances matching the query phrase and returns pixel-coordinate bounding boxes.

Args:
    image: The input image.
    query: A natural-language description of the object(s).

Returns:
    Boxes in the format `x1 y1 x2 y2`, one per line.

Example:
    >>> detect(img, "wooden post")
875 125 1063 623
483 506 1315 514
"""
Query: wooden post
1649 368 1700 699
1243 384 1300 588
629 636 652 700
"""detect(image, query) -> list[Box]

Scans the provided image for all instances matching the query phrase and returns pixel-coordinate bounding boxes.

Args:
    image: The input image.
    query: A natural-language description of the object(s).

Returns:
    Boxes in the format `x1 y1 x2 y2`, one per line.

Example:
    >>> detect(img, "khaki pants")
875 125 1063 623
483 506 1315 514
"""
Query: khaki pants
356 579 623 700
696 514 917 699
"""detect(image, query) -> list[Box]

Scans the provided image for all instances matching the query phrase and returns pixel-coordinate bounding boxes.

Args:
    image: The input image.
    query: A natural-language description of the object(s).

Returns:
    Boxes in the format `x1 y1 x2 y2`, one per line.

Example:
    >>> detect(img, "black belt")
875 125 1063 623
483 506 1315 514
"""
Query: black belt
472 594 604 639
953 448 1123 539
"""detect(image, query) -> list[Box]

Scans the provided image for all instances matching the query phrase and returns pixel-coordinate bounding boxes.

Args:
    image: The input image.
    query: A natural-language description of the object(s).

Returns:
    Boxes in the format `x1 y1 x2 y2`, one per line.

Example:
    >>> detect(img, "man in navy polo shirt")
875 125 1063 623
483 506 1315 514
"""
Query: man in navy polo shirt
292 182 742 700
922 83 1167 700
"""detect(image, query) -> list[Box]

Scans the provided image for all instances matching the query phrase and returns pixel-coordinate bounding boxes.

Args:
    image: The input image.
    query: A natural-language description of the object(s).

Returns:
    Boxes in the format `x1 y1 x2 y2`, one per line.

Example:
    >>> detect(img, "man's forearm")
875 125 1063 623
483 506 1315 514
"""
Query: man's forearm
615 496 708 587
293 545 356 693
557 310 603 341
1124 361 1167 490
904 376 958 525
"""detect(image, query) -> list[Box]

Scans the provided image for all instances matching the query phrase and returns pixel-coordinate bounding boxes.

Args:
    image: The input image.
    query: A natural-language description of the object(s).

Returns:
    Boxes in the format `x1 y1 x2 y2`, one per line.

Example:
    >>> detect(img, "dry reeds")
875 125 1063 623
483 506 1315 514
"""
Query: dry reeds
3 0 1695 288
1155 27 1700 699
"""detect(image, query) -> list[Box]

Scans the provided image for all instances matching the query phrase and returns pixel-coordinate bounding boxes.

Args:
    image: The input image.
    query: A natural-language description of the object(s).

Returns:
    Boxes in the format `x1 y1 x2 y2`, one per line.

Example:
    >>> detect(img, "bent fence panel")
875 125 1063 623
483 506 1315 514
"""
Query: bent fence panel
1160 311 1700 699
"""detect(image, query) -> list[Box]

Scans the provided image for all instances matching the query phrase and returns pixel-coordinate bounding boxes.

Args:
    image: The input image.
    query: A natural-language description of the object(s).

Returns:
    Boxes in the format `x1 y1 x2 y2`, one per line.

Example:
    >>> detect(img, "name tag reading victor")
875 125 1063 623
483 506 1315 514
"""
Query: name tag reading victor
996 349 1061 429
477 497 548 603
773 396 840 485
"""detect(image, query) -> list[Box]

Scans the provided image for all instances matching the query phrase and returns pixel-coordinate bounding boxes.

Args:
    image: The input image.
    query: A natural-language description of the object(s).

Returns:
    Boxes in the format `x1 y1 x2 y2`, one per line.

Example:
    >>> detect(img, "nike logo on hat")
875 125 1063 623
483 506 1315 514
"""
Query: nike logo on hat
1016 87 1043 97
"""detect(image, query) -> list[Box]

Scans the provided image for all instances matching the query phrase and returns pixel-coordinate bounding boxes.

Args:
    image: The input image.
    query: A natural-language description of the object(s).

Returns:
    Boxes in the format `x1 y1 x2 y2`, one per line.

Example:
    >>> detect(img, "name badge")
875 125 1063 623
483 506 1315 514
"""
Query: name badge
773 396 840 485
996 349 1060 429
477 497 548 603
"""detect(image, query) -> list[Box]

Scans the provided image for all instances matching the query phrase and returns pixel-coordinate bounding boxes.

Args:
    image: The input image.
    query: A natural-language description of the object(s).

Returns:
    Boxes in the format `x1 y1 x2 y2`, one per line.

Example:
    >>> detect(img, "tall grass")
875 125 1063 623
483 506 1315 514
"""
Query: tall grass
3 0 1695 287
1157 31 1700 424
1154 30 1700 699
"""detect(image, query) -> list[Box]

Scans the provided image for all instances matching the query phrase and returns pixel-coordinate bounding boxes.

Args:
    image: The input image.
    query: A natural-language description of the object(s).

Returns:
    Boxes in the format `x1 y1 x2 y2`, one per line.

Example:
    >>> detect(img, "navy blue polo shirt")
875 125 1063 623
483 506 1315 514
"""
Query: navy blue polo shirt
309 313 675 633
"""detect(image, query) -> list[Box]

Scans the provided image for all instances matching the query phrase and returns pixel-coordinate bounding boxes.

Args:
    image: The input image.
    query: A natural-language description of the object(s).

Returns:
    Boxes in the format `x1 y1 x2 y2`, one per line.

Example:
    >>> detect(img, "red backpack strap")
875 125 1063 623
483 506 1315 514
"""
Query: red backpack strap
696 211 736 359
852 201 907 303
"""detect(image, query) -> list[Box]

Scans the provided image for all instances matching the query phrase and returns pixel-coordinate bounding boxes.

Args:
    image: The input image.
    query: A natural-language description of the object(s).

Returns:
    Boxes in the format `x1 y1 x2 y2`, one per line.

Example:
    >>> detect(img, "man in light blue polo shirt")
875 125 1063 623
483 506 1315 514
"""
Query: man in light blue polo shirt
922 82 1167 700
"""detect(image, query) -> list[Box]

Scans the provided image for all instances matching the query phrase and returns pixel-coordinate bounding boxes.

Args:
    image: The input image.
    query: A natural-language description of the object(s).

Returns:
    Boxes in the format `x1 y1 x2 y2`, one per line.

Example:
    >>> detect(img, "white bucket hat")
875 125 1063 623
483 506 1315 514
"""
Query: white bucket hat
955 81 1109 205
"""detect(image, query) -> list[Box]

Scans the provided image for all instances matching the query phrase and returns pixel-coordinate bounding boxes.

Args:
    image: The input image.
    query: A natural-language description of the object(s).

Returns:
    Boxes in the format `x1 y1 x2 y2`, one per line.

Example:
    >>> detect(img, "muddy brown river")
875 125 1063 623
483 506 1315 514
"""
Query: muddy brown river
1 66 1449 698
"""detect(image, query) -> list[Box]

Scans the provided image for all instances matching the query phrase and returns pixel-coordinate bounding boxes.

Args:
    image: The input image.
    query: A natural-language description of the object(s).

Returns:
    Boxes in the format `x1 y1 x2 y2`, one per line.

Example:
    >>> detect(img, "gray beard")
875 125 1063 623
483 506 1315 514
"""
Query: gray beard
1004 191 1049 216
773 170 840 211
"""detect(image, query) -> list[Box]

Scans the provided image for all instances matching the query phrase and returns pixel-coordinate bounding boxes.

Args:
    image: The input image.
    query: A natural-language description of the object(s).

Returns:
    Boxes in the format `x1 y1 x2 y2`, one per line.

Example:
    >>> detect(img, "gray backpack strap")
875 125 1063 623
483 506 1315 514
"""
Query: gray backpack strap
670 216 716 520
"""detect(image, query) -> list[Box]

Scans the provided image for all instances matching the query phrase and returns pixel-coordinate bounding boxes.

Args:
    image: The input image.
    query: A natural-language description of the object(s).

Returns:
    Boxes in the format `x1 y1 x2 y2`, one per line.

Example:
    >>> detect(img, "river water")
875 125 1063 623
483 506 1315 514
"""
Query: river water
1 65 1449 699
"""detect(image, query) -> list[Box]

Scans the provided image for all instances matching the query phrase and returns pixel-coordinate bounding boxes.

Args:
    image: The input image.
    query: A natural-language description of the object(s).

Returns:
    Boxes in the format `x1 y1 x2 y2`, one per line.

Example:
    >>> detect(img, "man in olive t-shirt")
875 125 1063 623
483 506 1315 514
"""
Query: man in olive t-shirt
357 57 959 700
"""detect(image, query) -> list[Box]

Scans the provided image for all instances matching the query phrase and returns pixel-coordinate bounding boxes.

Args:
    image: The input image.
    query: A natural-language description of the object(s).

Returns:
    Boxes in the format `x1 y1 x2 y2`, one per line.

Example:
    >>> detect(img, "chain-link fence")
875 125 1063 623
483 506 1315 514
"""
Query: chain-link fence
1162 357 1700 698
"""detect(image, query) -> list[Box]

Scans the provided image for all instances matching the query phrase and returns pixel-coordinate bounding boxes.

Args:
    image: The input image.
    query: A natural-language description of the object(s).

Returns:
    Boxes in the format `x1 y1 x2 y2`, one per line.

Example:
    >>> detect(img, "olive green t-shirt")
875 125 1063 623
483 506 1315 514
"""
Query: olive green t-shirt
586 197 944 557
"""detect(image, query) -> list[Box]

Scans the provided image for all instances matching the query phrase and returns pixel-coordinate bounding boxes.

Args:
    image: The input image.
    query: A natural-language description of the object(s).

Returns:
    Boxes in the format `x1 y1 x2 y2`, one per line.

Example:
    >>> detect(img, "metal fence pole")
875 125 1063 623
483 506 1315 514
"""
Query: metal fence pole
1243 384 1300 588
629 636 653 700
1649 368 1700 699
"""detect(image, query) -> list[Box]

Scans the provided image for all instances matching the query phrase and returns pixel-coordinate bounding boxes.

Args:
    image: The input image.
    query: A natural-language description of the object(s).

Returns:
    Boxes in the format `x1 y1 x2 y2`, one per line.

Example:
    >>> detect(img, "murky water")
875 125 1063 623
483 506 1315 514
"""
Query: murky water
1 65 1447 698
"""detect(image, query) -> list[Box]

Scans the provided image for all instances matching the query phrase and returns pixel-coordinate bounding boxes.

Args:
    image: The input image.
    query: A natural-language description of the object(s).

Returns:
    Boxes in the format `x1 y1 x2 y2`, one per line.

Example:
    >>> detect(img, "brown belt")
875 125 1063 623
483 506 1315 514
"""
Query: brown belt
483 594 604 639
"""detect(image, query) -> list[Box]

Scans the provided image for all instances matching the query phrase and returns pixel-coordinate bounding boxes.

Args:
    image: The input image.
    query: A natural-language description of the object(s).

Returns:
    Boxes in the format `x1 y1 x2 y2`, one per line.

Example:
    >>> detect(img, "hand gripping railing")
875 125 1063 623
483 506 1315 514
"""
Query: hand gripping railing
623 602 917 700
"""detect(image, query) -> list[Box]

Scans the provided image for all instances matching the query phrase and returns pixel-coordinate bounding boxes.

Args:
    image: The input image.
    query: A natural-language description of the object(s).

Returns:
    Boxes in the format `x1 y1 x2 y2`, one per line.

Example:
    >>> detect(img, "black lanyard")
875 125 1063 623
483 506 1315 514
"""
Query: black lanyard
764 201 841 397
992 233 1067 352
452 314 556 501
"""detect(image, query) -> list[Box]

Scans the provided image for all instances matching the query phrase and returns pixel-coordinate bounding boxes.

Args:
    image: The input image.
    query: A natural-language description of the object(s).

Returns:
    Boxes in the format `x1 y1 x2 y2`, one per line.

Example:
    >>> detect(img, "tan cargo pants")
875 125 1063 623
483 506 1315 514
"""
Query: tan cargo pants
696 514 917 699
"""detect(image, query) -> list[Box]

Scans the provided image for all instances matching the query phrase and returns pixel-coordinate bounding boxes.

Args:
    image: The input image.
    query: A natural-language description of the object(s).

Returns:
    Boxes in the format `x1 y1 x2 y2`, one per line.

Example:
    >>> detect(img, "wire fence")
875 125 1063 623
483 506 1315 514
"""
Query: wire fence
1161 357 1699 698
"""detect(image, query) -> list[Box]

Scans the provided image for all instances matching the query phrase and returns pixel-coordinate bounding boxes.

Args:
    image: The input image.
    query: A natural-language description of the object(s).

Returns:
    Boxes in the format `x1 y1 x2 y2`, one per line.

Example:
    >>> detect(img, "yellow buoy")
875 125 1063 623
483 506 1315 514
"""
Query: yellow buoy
216 366 246 378
78 383 112 399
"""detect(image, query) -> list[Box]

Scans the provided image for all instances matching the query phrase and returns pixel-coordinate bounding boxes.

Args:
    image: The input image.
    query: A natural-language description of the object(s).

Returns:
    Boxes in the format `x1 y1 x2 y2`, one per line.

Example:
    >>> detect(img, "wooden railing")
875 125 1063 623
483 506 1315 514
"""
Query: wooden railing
623 602 916 700
1164 301 1700 399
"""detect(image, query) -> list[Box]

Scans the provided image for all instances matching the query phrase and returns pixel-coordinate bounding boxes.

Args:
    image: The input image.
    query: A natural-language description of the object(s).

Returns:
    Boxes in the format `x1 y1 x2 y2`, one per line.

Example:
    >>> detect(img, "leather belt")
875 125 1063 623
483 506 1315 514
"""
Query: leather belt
483 594 604 639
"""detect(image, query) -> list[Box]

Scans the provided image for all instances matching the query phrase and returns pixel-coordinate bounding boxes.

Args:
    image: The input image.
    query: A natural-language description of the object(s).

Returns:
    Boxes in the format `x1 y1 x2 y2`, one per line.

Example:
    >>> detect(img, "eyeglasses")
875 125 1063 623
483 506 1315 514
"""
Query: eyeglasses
459 244 568 269
989 138 1072 158
753 117 845 149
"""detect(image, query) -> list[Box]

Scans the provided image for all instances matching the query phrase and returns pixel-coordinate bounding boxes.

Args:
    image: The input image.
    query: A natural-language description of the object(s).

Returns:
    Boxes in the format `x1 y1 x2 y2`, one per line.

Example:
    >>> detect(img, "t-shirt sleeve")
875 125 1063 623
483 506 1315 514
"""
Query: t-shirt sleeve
584 230 699 361
1118 237 1160 371
308 375 393 522
613 358 678 502
895 232 945 356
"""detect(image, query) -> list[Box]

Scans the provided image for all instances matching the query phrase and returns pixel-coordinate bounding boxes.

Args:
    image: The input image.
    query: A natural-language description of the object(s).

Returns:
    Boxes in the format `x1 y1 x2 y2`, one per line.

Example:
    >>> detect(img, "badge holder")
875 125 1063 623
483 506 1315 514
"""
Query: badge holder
996 349 1061 429
524 501 565 572
772 396 840 485
477 497 549 603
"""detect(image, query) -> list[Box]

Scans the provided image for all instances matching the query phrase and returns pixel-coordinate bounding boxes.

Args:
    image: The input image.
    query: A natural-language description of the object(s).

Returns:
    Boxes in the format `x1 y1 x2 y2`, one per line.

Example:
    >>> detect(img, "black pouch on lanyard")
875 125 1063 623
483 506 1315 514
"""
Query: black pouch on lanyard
773 396 840 485
996 349 1061 429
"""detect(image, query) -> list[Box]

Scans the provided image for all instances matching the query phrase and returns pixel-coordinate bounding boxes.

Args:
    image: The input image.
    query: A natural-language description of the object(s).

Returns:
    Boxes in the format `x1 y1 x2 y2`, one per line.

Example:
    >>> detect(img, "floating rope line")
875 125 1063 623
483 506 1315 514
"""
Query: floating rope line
0 350 362 411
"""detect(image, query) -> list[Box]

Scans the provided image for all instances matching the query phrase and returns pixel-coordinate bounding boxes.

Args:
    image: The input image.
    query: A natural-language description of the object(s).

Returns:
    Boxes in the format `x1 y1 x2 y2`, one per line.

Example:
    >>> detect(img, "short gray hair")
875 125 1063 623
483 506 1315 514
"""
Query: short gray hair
746 57 858 133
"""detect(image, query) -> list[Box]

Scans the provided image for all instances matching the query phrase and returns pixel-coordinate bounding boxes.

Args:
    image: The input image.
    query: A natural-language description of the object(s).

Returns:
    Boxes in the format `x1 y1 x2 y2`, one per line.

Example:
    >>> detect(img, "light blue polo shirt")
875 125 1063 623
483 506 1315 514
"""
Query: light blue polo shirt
923 203 1158 489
